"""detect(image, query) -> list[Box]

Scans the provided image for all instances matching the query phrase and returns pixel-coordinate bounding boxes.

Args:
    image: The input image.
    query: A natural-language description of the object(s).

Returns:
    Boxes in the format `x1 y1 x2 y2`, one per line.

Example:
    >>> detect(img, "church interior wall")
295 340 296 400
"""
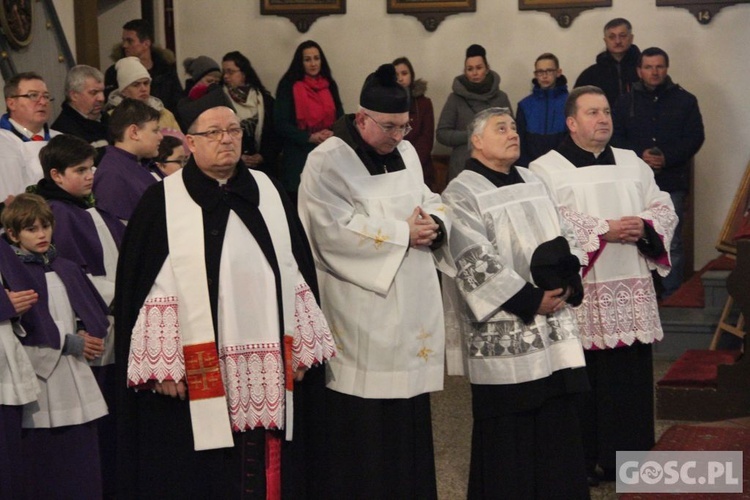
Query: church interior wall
23 0 750 271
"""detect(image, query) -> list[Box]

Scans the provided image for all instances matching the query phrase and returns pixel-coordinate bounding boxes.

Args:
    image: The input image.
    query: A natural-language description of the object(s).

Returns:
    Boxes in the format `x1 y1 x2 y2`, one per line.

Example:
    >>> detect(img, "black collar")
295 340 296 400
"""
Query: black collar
555 135 616 167
182 160 258 212
464 158 524 188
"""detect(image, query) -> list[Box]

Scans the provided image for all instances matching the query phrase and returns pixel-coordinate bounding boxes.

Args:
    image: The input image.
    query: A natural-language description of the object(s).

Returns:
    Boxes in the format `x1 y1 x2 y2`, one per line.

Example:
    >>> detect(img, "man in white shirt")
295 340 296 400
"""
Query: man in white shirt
0 72 60 200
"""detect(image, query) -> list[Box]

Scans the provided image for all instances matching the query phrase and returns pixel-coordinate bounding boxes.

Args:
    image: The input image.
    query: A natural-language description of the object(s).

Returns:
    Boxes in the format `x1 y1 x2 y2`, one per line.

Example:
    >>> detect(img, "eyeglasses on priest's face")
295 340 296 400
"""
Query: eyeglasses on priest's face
189 127 243 141
363 112 412 137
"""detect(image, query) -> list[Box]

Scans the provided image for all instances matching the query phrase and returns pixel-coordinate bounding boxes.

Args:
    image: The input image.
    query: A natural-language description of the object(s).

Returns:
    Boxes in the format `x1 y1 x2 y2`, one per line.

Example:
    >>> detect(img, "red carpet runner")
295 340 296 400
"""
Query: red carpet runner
660 255 735 308
620 424 749 499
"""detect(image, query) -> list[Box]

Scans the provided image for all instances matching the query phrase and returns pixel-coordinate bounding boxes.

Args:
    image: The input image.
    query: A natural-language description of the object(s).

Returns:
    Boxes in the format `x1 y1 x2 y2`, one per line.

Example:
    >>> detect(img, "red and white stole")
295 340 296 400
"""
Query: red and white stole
163 169 298 450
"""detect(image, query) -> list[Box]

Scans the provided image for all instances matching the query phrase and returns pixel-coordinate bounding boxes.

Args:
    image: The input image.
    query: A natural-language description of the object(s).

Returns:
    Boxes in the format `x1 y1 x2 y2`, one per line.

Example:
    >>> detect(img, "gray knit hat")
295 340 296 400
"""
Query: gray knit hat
184 56 221 83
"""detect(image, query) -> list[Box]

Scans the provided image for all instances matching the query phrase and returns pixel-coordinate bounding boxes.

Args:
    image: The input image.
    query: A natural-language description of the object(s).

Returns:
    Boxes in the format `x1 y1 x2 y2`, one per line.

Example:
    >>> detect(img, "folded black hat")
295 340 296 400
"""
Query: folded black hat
360 64 410 114
530 236 583 306
176 84 233 132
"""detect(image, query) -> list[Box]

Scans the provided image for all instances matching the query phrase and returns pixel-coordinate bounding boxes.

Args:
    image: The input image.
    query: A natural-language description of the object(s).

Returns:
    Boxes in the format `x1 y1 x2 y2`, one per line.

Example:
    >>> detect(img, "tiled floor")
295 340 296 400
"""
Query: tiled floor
431 359 695 499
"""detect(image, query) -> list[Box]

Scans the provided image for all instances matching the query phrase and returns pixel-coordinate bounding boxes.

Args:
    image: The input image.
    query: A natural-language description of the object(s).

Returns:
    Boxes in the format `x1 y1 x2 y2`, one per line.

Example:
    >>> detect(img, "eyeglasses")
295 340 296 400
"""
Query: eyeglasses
533 69 558 76
161 158 189 167
363 112 412 137
10 92 54 102
189 127 243 141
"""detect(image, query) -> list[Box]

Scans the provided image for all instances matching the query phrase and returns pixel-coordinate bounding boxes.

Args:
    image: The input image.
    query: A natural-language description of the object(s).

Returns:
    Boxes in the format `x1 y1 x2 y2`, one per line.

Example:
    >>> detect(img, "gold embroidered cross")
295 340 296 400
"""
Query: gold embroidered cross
358 228 390 250
184 345 224 399
416 328 433 362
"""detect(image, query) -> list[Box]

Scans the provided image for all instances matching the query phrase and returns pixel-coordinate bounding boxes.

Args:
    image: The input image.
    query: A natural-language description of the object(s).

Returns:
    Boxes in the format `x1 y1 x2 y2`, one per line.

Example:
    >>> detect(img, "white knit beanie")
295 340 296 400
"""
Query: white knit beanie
116 57 151 91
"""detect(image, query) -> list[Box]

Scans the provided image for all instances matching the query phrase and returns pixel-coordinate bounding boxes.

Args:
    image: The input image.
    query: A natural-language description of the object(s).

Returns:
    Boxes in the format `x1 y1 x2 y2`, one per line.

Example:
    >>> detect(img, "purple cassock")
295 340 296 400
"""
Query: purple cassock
35 177 125 498
93 145 158 221
15 248 109 348
13 246 110 499
0 238 36 499
37 179 125 278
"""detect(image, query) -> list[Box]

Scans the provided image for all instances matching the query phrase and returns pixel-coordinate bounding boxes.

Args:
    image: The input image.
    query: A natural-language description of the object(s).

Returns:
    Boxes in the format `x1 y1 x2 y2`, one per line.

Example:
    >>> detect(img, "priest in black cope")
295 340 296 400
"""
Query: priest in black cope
114 99 335 499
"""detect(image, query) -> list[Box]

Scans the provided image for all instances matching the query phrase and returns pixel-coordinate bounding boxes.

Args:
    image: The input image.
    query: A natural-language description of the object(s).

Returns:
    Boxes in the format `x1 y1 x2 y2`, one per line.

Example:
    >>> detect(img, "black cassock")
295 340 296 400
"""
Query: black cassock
114 161 326 499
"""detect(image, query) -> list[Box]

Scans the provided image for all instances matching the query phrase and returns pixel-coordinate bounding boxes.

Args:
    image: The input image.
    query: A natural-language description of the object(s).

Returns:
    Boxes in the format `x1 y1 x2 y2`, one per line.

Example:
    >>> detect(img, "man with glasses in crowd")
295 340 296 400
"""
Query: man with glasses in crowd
114 100 334 498
0 72 60 201
516 52 569 166
298 63 451 499
575 18 641 106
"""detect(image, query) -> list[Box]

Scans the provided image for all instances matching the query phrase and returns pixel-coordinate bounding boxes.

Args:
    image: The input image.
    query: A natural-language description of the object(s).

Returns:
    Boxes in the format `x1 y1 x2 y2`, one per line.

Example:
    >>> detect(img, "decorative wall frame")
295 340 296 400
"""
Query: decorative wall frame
656 0 750 24
716 160 750 256
260 0 346 33
387 0 476 32
0 0 34 49
519 0 612 27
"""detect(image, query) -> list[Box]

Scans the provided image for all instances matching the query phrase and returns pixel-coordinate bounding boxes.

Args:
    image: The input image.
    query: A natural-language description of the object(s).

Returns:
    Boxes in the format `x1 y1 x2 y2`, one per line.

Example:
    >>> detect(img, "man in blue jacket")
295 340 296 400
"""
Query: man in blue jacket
612 47 705 298
516 53 568 167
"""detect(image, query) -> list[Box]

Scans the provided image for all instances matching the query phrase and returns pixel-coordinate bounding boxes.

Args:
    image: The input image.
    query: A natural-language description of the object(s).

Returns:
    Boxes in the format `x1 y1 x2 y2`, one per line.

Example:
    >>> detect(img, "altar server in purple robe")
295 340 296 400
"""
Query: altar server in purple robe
93 98 162 222
2 193 110 499
36 134 126 497
0 238 39 499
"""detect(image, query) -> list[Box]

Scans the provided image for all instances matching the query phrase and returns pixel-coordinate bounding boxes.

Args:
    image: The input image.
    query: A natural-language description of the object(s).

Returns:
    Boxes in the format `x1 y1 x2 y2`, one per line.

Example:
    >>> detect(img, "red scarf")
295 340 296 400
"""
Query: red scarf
292 75 336 132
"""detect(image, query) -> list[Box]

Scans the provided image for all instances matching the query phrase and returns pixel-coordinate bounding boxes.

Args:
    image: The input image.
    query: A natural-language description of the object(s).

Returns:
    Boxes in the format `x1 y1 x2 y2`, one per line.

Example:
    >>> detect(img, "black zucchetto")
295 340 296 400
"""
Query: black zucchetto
359 64 410 114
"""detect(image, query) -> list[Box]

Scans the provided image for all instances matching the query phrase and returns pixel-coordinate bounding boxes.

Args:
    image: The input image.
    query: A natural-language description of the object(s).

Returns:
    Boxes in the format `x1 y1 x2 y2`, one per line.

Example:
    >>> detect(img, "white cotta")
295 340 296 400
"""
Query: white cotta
530 147 678 349
22 271 107 428
441 167 586 384
299 137 452 399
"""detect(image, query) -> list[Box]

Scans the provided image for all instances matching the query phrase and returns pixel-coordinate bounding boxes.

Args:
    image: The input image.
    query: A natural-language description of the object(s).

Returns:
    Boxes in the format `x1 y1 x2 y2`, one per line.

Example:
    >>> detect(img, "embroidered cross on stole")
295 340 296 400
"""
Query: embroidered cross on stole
184 343 225 399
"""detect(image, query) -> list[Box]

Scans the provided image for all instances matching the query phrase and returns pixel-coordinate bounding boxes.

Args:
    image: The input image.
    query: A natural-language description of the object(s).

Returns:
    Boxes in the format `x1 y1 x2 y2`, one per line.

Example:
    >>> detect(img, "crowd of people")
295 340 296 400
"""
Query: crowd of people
0 14 705 500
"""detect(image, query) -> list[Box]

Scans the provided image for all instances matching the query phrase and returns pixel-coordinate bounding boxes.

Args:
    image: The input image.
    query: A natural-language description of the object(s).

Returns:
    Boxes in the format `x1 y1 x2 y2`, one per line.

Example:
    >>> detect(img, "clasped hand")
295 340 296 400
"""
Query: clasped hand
604 216 644 244
407 207 439 248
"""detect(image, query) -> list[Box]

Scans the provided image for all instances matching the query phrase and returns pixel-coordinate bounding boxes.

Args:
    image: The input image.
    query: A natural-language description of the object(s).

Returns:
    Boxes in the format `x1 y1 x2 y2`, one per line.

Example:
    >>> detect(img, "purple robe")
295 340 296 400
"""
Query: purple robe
93 145 157 221
0 239 35 499
48 200 124 277
0 241 20 321
15 249 110 348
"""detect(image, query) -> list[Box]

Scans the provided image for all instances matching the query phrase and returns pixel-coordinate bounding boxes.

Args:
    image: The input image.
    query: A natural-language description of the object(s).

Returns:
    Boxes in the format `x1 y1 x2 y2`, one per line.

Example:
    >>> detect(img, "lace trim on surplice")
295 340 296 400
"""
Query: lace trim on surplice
221 343 283 431
640 201 679 277
576 276 664 350
559 205 609 253
127 296 184 385
292 281 336 369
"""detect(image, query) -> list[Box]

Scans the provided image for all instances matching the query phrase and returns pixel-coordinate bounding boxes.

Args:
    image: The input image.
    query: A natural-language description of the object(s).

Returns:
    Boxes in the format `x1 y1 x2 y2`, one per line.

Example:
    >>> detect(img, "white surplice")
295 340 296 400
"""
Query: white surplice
530 148 678 349
22 272 107 428
442 167 586 385
127 169 335 450
0 129 61 199
0 322 38 406
298 137 453 399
